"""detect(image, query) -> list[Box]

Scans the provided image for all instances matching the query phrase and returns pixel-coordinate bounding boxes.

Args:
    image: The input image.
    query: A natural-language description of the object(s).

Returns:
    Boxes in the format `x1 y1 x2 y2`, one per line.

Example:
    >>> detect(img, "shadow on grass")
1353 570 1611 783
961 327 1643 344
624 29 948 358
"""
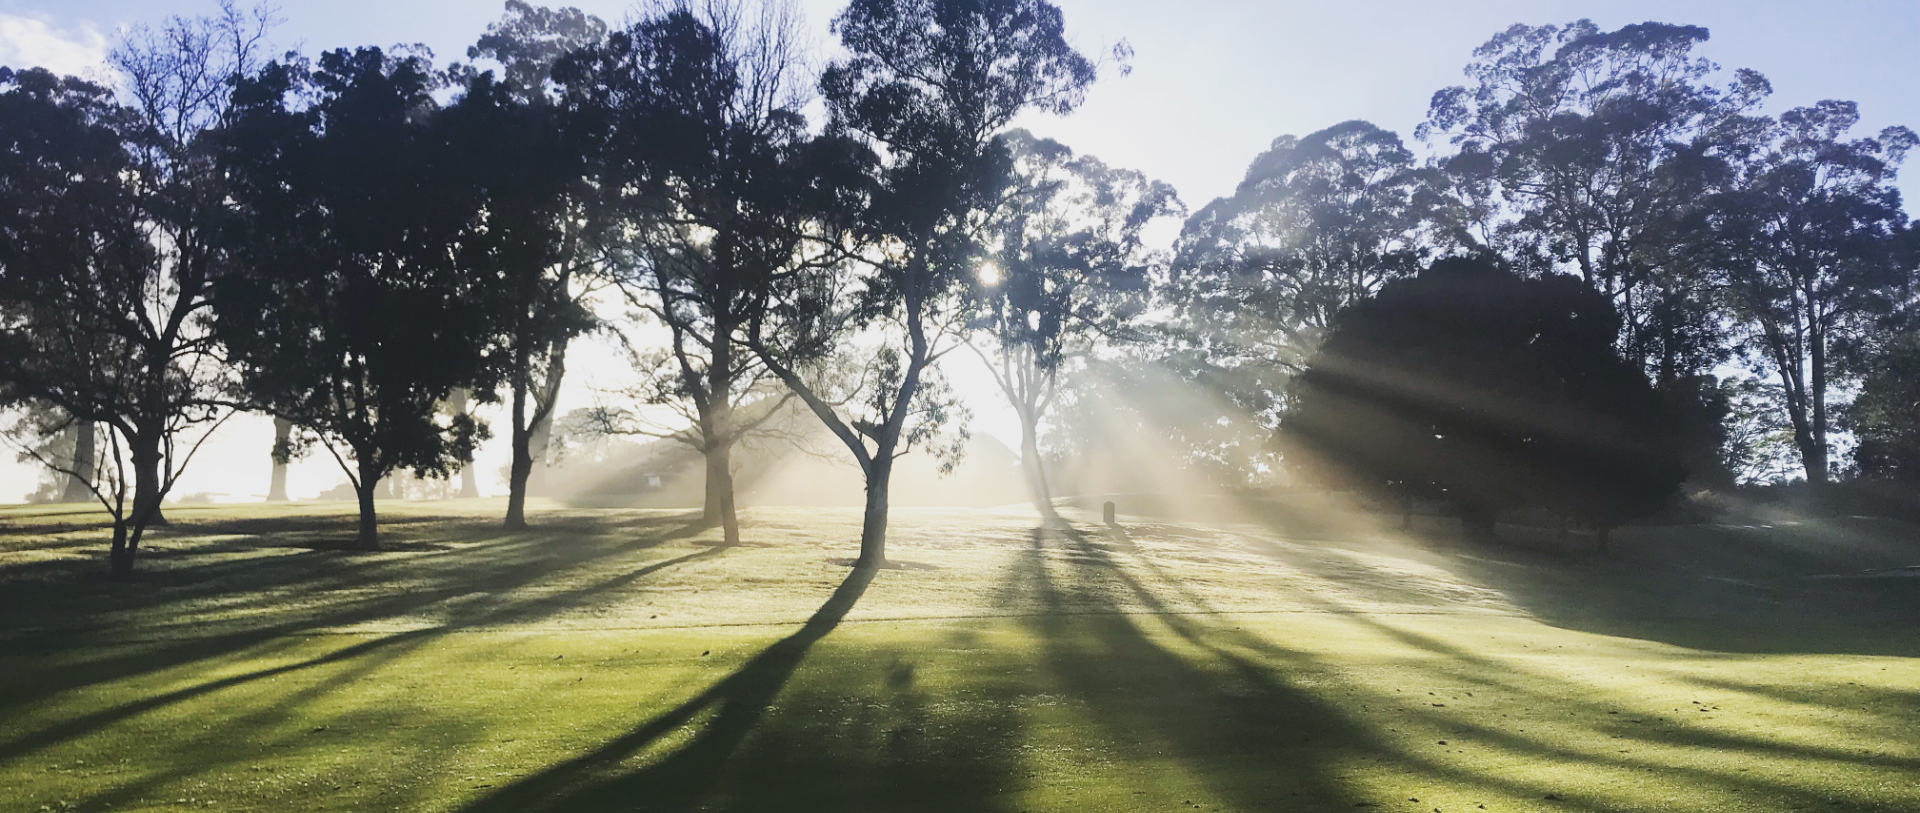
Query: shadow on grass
0 507 723 773
1007 520 1920 811
1215 496 1920 657
1003 523 1373 808
459 566 878 812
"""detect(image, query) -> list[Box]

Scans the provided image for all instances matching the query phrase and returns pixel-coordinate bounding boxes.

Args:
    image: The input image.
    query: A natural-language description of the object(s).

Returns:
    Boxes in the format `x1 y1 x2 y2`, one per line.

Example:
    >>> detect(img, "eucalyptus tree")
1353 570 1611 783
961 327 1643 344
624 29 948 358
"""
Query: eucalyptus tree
216 48 504 547
0 4 272 575
1420 20 1770 382
557 0 822 545
740 0 1104 566
970 129 1180 516
1157 120 1432 480
1704 102 1915 486
458 1 610 528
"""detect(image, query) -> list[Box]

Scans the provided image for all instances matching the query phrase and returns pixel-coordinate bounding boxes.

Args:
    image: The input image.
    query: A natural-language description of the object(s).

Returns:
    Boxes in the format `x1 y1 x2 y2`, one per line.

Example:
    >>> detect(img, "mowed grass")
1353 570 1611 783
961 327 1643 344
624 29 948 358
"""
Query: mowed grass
1 498 1917 812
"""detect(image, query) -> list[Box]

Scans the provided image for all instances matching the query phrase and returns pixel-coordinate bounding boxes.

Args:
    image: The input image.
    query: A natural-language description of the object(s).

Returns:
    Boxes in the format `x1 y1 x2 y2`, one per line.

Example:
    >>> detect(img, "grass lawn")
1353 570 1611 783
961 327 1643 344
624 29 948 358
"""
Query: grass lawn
1 498 1917 812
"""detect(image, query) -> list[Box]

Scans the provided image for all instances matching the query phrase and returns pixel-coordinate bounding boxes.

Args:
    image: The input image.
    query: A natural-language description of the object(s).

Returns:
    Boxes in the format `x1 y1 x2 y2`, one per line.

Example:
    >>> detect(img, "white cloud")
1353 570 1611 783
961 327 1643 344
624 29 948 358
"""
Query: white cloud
0 12 109 79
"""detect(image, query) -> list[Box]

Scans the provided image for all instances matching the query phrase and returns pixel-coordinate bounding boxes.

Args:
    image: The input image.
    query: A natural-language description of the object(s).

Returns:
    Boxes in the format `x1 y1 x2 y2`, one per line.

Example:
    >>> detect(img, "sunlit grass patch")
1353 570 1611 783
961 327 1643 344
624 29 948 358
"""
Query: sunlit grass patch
1 500 1916 811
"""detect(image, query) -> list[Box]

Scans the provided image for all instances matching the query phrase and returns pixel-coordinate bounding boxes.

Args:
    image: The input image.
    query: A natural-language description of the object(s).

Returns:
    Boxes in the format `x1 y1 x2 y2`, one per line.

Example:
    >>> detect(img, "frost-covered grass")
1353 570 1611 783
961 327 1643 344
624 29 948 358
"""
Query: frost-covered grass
2 498 1917 812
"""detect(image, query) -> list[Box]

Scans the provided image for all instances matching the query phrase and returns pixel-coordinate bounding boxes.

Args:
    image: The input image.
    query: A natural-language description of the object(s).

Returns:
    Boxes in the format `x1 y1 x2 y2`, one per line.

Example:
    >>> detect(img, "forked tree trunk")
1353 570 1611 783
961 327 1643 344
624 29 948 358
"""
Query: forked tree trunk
267 417 292 502
62 419 96 503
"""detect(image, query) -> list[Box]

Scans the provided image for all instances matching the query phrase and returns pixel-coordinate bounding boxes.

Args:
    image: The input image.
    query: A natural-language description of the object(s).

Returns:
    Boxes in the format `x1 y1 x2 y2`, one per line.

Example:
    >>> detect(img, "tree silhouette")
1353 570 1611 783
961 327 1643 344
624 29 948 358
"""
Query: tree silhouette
454 1 609 528
1282 255 1683 545
215 49 503 547
557 1 820 546
729 0 1103 567
1703 102 1915 487
1420 20 1766 421
970 129 1180 517
1849 331 1920 481
1159 121 1435 479
0 54 245 574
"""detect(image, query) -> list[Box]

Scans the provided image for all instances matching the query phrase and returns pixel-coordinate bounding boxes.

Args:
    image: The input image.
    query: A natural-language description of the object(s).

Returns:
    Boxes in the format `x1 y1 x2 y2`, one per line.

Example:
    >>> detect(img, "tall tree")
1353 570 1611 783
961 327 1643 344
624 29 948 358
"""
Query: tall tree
970 129 1179 517
742 0 1102 566
1420 20 1769 382
0 36 257 574
216 48 503 547
1156 120 1432 481
459 1 609 528
558 1 818 545
1705 102 1915 486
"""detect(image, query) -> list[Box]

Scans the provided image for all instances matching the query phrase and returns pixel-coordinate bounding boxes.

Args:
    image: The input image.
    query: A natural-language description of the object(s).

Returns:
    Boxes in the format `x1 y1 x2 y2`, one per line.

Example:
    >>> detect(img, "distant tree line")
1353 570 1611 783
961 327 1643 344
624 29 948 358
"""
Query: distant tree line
1 3 1916 574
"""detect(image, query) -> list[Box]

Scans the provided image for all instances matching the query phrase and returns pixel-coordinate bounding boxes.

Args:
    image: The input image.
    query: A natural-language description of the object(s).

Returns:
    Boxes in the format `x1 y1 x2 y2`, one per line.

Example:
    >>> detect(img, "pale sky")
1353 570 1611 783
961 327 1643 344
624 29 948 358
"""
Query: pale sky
3 0 1918 502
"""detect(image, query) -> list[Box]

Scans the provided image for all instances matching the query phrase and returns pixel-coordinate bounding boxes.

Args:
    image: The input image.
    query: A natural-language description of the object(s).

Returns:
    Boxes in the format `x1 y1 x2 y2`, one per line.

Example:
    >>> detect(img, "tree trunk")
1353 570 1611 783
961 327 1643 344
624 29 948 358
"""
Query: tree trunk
704 440 740 546
857 453 893 568
526 403 553 498
354 477 380 549
1018 415 1055 519
267 417 292 502
107 517 133 577
1808 324 1830 488
131 438 166 527
505 373 532 529
62 419 95 502
449 389 480 499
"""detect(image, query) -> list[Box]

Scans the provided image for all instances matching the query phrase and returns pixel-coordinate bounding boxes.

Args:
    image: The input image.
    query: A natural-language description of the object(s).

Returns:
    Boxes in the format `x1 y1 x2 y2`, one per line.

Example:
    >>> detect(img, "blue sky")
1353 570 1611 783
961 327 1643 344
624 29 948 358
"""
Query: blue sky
2 0 1918 501
6 0 1918 207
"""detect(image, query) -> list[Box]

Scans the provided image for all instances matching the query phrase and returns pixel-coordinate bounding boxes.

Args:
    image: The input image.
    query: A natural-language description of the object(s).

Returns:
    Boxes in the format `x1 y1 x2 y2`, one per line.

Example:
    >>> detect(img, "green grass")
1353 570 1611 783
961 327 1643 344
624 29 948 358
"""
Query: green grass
1 498 1917 812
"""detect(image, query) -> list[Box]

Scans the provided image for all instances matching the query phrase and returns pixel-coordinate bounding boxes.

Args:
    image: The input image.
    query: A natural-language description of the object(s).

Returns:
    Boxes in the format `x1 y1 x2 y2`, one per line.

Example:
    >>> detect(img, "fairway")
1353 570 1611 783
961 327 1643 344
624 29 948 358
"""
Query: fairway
2 501 1917 812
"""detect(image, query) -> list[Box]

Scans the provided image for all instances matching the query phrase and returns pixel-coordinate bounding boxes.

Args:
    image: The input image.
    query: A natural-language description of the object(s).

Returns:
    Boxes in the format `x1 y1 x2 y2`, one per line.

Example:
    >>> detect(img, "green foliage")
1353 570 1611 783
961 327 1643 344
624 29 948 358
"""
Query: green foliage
215 49 506 525
1848 331 1920 480
1282 255 1684 531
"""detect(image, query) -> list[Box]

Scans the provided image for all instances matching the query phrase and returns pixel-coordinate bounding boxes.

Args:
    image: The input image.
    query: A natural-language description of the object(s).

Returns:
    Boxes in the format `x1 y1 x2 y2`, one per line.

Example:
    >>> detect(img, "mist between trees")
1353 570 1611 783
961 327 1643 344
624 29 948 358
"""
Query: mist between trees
3 2 1918 575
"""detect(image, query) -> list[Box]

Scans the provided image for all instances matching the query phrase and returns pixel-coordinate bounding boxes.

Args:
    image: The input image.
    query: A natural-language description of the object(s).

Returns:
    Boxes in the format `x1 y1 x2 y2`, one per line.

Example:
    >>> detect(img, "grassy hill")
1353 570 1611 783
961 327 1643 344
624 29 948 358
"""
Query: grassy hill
1 499 1916 812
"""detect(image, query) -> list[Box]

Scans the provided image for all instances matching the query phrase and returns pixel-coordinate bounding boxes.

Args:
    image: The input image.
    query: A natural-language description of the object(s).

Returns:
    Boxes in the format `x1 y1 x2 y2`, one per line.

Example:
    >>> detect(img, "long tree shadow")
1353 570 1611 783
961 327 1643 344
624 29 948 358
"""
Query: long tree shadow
458 566 876 813
0 509 721 768
1093 513 1920 809
1003 523 1381 809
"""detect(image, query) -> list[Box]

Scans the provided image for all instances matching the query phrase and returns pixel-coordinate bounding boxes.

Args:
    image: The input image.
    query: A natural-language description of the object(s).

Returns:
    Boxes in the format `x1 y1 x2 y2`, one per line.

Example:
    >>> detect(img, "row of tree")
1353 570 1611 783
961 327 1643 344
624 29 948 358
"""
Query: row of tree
3 4 1917 575
1158 20 1920 495
0 0 1157 574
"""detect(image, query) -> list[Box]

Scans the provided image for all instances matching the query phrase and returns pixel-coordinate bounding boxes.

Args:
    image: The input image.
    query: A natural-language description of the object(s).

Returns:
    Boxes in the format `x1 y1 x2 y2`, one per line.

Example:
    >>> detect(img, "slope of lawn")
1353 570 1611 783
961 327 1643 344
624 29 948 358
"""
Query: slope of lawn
1 497 1917 812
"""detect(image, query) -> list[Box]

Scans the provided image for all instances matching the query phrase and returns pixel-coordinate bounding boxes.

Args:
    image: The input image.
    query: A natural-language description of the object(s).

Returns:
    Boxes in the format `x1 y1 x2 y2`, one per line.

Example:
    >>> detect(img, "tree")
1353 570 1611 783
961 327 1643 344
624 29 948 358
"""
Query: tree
215 48 502 547
1706 102 1915 486
1420 20 1769 384
0 53 245 575
1850 332 1920 484
970 129 1180 516
734 0 1103 566
558 1 820 546
458 1 609 528
266 416 292 501
1849 331 1920 481
1158 121 1435 479
1280 255 1683 546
